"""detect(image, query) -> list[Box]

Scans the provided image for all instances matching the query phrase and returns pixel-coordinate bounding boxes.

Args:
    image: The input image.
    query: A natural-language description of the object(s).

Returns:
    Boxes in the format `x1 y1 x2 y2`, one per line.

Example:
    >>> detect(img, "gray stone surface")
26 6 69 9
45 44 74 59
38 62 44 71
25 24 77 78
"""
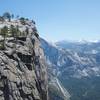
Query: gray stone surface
0 24 48 100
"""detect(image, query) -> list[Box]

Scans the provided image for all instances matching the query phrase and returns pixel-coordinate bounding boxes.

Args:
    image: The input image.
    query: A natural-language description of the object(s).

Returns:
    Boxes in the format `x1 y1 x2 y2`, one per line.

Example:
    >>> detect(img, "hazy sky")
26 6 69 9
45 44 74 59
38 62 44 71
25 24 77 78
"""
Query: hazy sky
0 0 100 42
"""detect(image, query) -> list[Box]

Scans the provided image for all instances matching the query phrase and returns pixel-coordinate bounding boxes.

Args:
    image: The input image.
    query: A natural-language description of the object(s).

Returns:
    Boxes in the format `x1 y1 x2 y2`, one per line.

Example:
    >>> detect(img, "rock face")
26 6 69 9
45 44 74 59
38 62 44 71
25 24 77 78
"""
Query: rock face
0 21 48 100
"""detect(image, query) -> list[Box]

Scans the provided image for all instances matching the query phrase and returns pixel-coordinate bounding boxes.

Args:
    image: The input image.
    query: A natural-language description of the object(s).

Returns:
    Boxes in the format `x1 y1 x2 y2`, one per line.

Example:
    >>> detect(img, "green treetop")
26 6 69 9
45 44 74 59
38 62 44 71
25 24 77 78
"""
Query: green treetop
3 12 11 22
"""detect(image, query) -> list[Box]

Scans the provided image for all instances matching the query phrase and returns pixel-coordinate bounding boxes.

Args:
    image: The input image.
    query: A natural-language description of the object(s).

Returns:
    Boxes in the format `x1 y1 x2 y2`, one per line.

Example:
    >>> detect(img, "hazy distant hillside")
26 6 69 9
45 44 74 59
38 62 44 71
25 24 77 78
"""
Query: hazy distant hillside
41 38 100 100
56 40 100 54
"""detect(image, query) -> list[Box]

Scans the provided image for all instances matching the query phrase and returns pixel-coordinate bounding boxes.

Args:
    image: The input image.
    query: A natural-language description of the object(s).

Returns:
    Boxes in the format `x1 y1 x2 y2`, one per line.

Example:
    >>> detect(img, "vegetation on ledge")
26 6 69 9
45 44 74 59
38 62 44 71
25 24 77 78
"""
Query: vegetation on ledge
0 12 39 49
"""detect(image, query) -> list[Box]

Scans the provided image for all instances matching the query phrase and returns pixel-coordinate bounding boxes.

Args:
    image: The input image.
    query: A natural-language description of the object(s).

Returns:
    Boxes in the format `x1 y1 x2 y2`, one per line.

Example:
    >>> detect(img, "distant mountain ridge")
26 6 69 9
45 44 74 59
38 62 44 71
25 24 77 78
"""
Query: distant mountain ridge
41 38 100 100
41 38 100 78
56 40 100 54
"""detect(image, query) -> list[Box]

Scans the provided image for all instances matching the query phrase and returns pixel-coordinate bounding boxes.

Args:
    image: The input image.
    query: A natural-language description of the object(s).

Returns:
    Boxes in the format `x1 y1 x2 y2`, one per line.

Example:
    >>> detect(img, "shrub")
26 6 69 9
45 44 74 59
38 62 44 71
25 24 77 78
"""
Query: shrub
0 16 4 22
3 12 11 22
0 26 8 49
19 17 26 25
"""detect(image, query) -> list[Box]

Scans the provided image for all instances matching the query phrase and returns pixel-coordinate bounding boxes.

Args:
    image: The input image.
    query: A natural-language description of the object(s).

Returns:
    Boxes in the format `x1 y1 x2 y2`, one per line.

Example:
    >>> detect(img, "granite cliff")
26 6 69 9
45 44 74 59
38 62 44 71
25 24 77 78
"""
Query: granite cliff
0 16 48 100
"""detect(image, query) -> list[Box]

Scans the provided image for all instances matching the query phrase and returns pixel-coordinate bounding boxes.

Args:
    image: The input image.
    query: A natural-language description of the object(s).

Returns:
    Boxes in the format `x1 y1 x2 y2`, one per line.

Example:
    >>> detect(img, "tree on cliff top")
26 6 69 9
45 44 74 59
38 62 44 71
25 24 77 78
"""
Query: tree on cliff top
0 26 8 49
3 12 11 22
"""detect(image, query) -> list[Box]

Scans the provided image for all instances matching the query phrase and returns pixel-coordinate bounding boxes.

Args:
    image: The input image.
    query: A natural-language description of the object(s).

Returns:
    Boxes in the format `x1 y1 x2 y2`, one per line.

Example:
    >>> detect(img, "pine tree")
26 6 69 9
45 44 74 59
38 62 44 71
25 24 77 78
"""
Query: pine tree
0 26 8 48
3 12 11 22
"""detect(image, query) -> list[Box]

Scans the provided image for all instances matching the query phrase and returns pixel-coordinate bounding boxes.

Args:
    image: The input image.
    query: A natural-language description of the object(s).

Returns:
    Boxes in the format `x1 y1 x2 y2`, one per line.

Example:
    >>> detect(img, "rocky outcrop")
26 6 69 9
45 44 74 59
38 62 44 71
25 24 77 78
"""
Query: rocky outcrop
0 21 48 100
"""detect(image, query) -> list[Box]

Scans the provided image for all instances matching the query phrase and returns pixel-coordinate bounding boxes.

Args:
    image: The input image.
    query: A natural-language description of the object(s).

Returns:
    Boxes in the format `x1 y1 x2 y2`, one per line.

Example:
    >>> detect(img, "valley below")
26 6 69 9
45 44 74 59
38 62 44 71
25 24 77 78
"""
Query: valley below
41 38 100 100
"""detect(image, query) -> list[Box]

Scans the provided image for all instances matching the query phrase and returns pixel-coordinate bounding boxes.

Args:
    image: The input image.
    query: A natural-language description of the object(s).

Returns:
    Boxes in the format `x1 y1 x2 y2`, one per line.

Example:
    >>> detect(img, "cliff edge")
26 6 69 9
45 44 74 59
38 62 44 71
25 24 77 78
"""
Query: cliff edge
0 18 48 100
